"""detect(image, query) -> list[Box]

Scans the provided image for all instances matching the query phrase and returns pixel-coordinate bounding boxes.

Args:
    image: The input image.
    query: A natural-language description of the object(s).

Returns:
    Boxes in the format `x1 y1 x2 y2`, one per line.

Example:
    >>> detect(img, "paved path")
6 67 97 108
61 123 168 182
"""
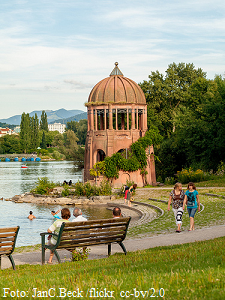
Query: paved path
1 224 224 269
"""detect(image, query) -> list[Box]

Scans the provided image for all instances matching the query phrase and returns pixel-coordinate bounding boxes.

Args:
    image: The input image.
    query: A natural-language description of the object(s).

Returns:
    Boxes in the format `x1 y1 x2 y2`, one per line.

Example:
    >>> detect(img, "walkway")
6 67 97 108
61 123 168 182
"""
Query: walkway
1 224 224 270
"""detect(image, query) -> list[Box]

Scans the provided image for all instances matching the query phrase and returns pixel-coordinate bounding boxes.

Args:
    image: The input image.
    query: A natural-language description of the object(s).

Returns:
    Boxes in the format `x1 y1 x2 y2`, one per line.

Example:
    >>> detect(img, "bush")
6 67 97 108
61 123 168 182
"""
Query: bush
164 177 176 185
31 177 56 195
73 181 112 197
61 185 70 197
71 248 90 262
176 168 211 184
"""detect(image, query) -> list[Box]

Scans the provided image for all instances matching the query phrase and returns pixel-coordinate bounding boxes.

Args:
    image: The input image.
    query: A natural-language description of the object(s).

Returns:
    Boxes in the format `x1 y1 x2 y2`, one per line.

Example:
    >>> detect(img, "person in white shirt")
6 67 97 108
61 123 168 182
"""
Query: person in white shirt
72 207 87 222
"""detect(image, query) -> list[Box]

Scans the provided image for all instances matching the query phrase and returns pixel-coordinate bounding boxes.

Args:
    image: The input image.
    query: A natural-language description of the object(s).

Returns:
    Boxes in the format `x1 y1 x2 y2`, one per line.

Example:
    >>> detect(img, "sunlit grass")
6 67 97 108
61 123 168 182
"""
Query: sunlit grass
1 237 224 300
127 188 225 237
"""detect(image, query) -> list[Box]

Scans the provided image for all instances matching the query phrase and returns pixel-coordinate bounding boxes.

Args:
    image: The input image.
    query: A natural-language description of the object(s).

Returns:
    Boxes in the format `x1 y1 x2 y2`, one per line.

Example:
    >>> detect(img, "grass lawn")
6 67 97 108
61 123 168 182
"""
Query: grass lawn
0 237 224 300
127 187 225 237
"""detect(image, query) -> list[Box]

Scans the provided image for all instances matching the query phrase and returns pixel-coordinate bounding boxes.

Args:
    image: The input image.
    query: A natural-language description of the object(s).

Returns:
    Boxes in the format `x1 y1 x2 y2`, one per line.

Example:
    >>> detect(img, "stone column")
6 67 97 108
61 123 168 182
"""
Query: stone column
95 109 98 130
87 108 90 131
131 105 135 130
90 107 94 130
109 105 113 130
104 109 107 130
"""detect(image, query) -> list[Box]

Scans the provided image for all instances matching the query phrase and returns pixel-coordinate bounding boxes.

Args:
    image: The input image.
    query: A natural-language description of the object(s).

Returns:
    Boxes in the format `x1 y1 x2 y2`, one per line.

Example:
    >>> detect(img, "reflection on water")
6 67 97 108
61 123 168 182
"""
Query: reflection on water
0 161 83 198
0 161 113 246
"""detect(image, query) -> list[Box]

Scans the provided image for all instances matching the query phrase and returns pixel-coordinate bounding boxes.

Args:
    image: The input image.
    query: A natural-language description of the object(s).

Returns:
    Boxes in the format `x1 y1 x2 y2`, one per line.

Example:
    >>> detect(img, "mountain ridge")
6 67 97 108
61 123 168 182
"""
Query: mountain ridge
0 109 85 125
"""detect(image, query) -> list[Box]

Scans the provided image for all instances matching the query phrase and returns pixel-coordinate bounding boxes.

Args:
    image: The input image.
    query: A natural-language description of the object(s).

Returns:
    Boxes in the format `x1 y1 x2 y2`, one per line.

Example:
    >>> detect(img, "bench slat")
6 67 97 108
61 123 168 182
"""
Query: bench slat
63 222 129 232
58 237 124 249
0 241 14 247
61 226 127 237
0 233 16 238
0 237 15 242
0 246 13 253
64 218 130 227
0 228 18 234
60 229 126 241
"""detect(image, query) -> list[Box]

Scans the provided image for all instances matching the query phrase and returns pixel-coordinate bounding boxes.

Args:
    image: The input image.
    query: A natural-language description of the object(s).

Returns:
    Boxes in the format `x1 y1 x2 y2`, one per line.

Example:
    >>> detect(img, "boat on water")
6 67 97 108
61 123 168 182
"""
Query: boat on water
21 164 28 169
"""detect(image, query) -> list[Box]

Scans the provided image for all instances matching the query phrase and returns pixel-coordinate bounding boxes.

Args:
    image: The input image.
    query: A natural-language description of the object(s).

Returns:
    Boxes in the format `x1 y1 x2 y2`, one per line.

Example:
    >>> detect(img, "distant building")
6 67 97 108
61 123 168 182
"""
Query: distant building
0 127 14 137
48 123 66 134
14 126 20 133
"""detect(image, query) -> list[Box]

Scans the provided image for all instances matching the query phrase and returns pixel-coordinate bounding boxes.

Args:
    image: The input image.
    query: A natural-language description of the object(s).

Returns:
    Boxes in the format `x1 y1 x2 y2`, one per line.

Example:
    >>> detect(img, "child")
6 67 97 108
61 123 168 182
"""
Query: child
51 209 61 220
183 182 200 231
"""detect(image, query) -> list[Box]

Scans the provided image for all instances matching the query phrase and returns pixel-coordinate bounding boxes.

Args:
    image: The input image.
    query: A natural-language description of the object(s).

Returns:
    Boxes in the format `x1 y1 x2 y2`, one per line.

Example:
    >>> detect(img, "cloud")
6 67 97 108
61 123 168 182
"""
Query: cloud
64 80 94 90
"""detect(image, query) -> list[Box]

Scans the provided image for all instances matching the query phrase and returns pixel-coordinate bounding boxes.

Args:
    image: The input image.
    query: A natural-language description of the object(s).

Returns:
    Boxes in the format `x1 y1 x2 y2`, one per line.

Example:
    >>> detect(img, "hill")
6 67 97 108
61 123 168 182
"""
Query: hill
0 109 85 125
49 112 87 124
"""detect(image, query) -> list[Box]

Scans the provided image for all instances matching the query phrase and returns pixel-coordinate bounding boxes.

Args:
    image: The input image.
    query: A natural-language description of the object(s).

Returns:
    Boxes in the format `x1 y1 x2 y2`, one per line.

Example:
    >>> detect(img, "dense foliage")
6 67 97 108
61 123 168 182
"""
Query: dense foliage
104 128 162 179
139 63 225 180
66 119 87 145
31 177 56 195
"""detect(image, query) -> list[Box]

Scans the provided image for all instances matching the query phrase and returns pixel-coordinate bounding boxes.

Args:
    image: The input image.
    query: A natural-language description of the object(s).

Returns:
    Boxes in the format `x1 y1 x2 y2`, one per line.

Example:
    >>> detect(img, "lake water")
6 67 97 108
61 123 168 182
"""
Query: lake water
0 161 113 246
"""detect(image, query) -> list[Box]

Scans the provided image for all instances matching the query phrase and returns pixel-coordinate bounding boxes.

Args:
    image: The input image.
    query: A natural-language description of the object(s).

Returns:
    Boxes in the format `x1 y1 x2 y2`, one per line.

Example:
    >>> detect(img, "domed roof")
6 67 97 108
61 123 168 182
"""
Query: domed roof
87 63 146 105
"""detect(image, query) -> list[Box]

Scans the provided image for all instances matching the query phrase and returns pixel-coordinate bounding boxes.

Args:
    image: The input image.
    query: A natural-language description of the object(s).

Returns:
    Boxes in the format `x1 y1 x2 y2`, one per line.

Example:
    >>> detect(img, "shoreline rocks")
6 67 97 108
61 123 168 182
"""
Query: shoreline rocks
4 192 116 206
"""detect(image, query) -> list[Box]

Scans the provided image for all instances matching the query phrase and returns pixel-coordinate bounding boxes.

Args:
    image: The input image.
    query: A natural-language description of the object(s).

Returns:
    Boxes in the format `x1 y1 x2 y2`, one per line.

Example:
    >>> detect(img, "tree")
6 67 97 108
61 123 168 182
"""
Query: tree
40 110 48 131
0 135 21 154
20 112 31 153
40 131 47 149
139 62 206 137
66 119 87 145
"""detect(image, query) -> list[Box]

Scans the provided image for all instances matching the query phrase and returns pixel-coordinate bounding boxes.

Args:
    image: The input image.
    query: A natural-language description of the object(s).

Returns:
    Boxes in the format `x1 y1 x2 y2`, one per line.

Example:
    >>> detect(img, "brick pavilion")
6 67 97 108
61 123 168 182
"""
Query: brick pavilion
84 63 156 187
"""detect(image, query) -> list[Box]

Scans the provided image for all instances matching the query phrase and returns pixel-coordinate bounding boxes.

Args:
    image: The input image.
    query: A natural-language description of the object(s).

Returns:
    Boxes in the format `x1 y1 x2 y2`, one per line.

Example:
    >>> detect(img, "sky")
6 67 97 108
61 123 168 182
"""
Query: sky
0 0 225 119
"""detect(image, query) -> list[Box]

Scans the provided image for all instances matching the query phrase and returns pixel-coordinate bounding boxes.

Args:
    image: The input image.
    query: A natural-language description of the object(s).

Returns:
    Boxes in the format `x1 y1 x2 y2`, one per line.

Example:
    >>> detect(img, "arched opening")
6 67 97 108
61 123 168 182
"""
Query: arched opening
97 149 106 162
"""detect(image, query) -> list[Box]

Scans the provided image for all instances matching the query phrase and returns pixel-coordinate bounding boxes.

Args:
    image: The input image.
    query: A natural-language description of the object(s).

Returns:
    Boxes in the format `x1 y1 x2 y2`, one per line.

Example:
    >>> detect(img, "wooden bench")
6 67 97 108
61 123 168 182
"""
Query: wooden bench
0 226 20 270
40 217 131 264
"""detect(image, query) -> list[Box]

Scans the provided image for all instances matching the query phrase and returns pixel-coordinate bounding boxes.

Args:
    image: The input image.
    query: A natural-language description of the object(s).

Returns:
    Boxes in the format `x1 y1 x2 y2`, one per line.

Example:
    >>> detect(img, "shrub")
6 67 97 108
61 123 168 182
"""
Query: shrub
61 185 70 197
164 177 176 185
31 177 56 195
73 181 112 197
71 248 90 262
177 168 211 184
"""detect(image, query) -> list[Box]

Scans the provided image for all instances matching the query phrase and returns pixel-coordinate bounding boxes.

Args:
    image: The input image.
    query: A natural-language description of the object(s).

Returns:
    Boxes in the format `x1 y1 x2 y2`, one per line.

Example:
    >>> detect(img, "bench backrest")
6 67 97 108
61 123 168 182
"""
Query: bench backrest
0 226 20 255
56 217 131 251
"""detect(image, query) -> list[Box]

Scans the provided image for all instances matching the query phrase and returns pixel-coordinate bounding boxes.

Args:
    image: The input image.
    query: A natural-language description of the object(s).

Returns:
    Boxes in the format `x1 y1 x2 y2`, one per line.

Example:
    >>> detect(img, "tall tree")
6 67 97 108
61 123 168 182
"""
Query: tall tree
20 112 31 153
40 131 47 149
40 110 48 131
139 62 206 137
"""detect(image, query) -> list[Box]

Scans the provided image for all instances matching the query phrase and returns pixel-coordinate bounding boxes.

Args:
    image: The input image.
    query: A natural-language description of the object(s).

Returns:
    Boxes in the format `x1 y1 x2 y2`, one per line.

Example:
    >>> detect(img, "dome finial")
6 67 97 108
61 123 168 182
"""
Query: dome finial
110 62 123 76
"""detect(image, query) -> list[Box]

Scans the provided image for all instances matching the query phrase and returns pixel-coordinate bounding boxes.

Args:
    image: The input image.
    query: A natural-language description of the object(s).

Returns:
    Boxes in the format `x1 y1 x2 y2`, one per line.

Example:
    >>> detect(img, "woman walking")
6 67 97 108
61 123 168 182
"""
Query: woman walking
168 182 185 232
183 182 200 231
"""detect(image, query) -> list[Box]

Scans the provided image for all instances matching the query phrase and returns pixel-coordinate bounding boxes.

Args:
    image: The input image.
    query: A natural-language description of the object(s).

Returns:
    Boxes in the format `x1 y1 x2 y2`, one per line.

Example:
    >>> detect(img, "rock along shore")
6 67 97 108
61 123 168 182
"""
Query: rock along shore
4 192 116 206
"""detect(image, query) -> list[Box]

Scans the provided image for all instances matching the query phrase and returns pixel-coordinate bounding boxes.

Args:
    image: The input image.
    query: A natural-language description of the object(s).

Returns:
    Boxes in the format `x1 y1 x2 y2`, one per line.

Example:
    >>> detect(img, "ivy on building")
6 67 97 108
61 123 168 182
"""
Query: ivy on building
102 128 163 179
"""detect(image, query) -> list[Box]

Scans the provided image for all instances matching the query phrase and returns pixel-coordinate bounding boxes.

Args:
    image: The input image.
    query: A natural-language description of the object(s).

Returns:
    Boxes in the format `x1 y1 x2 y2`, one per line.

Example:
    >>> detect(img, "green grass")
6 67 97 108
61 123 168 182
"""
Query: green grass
1 237 224 299
127 188 225 237
197 176 225 187
14 244 41 253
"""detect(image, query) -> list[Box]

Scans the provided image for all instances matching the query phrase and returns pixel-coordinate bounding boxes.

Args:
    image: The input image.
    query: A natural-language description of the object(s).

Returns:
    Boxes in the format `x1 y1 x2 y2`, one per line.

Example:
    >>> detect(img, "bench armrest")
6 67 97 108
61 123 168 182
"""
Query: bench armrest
40 232 58 237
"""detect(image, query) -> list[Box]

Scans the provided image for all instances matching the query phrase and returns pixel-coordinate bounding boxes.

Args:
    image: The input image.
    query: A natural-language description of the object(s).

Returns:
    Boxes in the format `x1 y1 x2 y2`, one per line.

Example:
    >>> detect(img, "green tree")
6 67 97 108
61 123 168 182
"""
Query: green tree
0 135 21 154
20 112 31 153
139 62 206 137
40 131 47 149
40 110 48 131
66 119 87 145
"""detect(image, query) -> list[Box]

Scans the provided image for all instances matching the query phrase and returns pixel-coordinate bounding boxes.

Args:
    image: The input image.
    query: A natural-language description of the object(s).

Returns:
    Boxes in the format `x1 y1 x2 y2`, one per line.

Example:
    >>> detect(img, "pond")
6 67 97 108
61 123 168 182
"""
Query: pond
0 161 113 246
